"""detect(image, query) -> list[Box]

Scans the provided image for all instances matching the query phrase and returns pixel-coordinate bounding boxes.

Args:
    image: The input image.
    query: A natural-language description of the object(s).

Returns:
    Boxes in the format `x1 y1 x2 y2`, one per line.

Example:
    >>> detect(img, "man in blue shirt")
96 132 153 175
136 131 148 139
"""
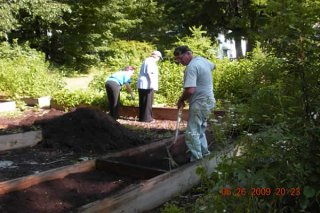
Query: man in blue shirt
105 66 135 119
174 46 216 161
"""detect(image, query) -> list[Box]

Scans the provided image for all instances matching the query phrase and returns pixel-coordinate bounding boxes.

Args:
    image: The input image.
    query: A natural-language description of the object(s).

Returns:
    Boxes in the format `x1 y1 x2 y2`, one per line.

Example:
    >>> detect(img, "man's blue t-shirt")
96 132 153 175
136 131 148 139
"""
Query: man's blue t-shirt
184 56 215 109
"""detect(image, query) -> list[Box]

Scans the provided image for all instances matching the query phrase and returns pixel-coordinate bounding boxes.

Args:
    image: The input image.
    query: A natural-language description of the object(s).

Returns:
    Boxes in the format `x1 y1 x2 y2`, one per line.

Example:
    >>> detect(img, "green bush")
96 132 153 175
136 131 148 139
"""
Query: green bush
0 41 64 99
192 121 319 212
52 89 106 111
104 39 157 70
88 40 157 105
166 26 218 61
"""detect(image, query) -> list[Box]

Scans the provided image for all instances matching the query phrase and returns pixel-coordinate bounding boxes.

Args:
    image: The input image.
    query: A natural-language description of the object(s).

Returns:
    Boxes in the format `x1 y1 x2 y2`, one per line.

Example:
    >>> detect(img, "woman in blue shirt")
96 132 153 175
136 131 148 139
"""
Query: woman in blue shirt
105 66 135 119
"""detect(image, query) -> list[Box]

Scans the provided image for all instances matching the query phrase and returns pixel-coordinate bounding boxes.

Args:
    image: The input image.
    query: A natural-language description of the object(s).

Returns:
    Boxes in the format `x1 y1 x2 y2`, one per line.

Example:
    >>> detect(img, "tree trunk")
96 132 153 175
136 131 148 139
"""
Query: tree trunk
246 37 254 53
234 35 243 58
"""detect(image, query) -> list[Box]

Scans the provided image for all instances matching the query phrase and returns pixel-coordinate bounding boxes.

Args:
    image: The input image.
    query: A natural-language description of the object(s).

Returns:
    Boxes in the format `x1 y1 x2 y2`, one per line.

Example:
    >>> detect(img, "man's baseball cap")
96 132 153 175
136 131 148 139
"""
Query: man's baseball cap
151 50 163 59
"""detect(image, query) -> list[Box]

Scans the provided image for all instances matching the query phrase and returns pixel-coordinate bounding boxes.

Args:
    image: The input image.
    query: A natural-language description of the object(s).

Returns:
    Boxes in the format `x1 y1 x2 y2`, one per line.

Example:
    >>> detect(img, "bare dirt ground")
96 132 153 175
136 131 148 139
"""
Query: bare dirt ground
63 74 94 91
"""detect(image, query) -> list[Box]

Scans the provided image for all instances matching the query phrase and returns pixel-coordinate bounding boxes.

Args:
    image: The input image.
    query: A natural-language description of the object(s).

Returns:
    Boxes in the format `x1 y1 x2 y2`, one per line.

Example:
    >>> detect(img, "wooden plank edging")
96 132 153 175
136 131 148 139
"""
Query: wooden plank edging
0 160 95 195
0 130 42 151
0 136 176 195
118 106 226 121
101 136 174 159
77 145 236 213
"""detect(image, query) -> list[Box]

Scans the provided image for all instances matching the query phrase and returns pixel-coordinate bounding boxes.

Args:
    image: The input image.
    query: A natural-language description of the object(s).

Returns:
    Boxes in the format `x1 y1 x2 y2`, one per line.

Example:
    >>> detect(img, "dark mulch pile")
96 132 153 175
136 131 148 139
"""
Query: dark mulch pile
35 107 146 154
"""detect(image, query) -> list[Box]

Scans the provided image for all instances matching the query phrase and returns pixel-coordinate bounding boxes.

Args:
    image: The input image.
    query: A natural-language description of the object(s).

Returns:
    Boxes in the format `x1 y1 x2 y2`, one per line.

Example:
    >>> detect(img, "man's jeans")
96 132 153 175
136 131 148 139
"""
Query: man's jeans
185 105 212 161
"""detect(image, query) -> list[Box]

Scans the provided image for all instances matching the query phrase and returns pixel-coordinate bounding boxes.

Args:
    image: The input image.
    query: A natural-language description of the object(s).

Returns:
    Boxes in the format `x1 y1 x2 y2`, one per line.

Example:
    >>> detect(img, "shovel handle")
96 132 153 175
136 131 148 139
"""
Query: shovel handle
173 107 183 144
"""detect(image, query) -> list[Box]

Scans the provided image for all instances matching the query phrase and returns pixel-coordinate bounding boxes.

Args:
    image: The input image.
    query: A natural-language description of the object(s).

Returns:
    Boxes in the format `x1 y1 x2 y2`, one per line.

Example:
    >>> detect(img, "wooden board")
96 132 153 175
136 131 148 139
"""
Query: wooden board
0 159 95 195
77 145 236 213
0 100 16 112
118 106 190 121
118 106 226 121
0 130 42 151
21 96 51 108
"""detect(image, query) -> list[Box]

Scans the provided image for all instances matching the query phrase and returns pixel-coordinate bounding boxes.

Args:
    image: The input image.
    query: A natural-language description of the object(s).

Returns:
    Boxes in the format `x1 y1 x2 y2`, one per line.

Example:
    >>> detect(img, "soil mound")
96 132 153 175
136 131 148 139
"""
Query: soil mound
36 107 145 154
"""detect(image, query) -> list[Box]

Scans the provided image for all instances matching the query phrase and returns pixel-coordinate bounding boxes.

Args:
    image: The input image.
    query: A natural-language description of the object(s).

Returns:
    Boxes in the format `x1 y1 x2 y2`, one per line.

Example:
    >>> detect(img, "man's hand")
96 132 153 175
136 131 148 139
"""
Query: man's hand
177 98 185 109
130 94 135 100
177 87 195 109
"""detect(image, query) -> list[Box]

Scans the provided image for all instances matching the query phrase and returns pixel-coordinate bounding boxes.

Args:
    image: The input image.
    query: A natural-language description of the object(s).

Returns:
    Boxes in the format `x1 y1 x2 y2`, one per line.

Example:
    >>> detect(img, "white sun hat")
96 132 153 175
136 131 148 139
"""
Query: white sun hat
151 50 163 59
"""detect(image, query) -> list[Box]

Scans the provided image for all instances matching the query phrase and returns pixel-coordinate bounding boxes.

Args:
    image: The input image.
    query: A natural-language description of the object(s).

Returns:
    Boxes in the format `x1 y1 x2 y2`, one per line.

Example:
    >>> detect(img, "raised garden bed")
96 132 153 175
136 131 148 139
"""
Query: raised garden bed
0 135 235 213
119 106 226 121
21 96 51 108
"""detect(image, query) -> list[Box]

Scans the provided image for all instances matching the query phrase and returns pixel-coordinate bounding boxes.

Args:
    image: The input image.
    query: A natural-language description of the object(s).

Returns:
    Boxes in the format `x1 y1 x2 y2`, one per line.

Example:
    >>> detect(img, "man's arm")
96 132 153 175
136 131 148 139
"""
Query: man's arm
177 87 195 109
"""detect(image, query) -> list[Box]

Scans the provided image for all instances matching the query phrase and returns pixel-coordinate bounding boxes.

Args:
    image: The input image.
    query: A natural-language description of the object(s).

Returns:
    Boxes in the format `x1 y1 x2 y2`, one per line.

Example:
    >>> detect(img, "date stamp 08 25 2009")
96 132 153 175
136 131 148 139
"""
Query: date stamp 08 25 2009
221 187 301 197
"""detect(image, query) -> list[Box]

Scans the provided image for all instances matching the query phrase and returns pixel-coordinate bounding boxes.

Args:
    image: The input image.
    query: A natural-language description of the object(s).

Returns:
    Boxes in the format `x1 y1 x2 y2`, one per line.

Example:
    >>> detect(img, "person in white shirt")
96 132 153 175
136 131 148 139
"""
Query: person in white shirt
137 50 162 122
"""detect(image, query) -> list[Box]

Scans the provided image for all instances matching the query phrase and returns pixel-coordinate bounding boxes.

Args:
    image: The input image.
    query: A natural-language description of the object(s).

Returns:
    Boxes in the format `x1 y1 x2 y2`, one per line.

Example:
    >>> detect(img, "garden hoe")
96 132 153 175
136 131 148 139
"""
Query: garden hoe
166 107 183 169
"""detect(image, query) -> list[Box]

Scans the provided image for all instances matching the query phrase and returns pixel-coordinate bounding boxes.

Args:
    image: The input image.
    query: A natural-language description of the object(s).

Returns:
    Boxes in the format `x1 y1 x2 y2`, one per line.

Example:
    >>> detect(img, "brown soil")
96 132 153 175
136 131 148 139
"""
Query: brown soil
0 107 209 212
0 170 139 213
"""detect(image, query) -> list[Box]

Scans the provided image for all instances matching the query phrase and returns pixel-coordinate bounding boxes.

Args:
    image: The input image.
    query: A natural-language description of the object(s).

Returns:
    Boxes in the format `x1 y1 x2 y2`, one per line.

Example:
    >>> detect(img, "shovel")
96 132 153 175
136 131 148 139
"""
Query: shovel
166 107 183 169
173 107 183 144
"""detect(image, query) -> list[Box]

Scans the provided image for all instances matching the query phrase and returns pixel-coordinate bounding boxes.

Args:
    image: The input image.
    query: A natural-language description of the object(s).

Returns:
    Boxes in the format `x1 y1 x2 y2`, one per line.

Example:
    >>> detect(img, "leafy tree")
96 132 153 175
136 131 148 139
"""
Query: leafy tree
1 0 70 58
259 2 320 208
260 0 320 124
160 0 267 58
1 0 165 70
0 1 18 39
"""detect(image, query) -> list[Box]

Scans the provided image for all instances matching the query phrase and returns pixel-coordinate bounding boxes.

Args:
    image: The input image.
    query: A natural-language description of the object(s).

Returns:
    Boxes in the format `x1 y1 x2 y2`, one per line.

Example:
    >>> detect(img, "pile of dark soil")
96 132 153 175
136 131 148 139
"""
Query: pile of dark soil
35 107 146 154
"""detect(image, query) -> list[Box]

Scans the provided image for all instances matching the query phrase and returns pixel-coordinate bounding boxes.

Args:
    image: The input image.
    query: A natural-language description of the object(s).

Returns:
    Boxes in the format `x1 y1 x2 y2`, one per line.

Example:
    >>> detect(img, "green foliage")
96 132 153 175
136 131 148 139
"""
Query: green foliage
160 203 184 213
157 61 184 106
215 47 278 102
46 0 163 70
88 40 157 105
191 121 319 212
214 46 308 126
0 2 18 39
0 41 64 98
166 26 218 61
52 89 106 111
260 0 320 125
103 40 156 69
193 3 320 207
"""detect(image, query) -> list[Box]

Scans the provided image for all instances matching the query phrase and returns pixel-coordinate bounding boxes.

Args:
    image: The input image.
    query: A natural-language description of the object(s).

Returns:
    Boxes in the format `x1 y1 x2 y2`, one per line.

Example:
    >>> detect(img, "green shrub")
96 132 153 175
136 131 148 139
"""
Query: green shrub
0 41 64 99
52 89 106 111
166 26 218 61
192 121 319 212
157 61 184 106
103 39 156 70
160 203 184 213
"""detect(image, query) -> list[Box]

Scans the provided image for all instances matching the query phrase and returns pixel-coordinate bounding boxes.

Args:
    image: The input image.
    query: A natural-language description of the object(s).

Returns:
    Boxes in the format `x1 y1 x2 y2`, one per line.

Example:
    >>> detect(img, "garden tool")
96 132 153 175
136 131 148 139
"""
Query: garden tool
165 107 183 169
173 107 183 144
